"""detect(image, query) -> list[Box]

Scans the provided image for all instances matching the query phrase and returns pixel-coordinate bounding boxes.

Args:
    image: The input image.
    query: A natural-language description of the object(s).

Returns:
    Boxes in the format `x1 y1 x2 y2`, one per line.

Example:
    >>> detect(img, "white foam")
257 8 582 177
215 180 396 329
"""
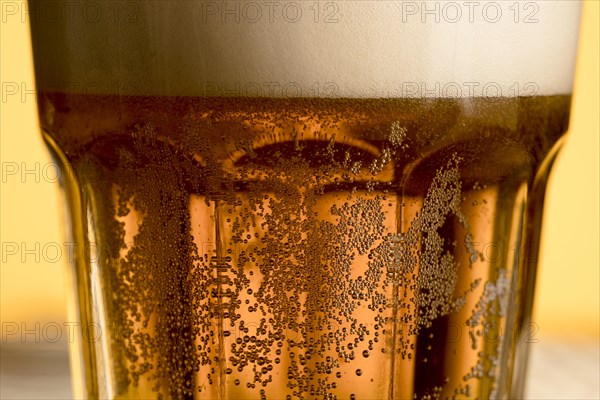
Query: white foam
29 0 581 97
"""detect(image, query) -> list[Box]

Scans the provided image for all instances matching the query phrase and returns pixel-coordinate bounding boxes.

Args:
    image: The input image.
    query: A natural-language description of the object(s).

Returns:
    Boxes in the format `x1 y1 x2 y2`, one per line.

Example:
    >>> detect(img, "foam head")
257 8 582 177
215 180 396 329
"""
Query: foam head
28 0 581 97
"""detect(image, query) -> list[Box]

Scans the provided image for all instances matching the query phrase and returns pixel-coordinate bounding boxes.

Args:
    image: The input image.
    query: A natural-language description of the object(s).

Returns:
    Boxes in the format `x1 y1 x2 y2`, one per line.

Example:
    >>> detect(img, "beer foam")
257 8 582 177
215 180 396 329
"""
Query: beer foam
29 0 581 97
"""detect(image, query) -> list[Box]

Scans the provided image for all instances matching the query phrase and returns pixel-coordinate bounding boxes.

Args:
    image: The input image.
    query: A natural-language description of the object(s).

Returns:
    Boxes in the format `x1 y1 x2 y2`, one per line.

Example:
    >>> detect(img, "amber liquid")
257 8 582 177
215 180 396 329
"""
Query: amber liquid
39 94 570 399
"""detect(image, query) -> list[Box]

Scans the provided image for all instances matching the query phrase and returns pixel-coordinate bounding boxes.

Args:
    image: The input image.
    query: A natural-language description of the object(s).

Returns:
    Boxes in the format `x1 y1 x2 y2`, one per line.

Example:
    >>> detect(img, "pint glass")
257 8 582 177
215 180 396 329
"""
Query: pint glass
27 1 581 398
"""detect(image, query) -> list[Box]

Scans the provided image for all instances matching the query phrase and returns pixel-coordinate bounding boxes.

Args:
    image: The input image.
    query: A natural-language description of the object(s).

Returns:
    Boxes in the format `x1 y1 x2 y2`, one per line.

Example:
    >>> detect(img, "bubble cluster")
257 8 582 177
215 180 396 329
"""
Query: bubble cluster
43 94 573 399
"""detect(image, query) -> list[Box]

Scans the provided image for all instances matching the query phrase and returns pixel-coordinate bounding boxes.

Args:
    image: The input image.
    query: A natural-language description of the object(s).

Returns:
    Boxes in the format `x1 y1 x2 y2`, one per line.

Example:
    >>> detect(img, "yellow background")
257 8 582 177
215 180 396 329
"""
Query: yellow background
1 0 598 343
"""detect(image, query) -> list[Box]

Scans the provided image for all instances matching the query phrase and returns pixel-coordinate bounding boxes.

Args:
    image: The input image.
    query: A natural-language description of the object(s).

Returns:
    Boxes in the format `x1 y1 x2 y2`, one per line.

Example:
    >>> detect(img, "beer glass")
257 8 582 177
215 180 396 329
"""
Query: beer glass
27 1 581 398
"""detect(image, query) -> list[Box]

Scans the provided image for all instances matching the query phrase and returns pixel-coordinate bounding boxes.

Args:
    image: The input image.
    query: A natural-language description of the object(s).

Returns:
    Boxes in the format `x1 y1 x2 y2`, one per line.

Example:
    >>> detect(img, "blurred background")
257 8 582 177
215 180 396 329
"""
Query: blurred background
1 0 598 399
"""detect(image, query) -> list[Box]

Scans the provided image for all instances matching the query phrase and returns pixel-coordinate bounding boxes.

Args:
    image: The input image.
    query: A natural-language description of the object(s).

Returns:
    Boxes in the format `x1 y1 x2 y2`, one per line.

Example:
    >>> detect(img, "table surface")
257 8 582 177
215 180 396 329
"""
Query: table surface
1 337 598 399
